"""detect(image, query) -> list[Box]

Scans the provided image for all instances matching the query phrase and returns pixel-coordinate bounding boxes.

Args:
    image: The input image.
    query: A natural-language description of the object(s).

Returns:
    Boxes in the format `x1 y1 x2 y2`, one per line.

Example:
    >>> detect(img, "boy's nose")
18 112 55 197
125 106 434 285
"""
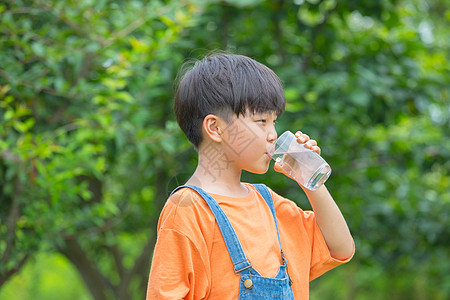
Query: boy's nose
267 128 277 143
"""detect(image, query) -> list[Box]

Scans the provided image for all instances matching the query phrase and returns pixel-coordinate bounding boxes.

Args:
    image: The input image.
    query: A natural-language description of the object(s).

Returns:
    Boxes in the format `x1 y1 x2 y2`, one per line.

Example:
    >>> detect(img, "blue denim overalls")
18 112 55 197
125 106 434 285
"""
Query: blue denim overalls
171 184 295 299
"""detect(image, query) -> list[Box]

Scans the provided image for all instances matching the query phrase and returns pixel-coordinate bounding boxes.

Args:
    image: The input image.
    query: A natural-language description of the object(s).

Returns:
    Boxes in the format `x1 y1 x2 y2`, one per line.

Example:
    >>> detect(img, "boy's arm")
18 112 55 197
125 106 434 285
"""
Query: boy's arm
275 131 354 260
303 185 354 260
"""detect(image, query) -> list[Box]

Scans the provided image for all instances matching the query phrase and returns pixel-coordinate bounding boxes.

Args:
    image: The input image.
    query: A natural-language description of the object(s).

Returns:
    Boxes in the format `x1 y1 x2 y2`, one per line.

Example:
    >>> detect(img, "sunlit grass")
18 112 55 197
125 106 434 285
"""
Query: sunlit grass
0 252 91 300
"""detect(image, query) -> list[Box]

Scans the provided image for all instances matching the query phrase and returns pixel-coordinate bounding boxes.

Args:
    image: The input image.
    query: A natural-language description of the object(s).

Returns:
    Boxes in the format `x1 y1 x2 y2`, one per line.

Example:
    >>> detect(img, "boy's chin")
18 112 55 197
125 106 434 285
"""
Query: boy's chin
246 164 271 175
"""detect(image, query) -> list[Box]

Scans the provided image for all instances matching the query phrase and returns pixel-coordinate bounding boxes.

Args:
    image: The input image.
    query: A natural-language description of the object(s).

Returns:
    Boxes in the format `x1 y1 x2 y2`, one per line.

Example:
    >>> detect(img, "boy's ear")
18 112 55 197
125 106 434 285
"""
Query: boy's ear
203 114 225 143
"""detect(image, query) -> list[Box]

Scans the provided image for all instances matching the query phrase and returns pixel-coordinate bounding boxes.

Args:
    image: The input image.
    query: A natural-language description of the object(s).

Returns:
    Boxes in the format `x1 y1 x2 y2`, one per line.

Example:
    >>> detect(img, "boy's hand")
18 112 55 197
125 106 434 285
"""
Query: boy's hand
274 131 321 174
294 131 321 155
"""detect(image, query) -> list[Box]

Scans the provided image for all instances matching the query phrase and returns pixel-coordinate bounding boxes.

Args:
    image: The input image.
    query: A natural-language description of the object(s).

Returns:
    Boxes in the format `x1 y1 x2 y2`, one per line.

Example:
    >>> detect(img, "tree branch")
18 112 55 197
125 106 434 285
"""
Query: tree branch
1 177 22 266
0 175 28 289
108 244 125 280
0 254 29 288
59 237 111 300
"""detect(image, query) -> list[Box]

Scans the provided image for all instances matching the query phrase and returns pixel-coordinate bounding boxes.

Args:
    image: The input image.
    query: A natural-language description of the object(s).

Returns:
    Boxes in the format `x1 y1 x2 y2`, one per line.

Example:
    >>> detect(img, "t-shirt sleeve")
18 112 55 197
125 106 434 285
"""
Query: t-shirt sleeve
268 187 354 281
146 228 209 300
146 190 211 300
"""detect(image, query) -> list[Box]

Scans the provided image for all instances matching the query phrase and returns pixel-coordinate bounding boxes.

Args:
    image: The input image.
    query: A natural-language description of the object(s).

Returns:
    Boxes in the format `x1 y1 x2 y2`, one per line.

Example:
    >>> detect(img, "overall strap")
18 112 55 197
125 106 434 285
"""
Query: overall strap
170 185 252 275
252 184 283 250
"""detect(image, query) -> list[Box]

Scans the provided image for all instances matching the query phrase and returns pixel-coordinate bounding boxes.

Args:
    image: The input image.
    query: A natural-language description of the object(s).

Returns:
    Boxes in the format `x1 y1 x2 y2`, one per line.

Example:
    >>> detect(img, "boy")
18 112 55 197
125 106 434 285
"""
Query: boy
147 53 354 299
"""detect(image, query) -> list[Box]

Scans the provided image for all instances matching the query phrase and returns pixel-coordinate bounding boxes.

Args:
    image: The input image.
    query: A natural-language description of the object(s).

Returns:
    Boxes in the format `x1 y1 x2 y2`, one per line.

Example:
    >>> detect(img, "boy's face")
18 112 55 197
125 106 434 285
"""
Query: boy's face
220 110 278 174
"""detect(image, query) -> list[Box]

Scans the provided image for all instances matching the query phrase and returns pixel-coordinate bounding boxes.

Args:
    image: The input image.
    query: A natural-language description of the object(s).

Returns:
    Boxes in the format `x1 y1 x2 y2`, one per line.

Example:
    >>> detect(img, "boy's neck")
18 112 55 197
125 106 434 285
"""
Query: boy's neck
185 143 248 198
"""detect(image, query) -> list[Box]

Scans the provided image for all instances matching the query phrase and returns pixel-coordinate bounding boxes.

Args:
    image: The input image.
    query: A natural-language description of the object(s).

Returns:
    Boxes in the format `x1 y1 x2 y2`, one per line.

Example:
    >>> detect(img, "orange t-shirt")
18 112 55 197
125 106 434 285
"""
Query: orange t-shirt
147 183 353 299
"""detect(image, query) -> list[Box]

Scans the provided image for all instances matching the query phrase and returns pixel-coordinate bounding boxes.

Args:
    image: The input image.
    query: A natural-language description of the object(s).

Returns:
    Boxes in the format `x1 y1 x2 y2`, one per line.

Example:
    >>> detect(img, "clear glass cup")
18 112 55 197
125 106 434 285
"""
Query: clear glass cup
268 130 331 191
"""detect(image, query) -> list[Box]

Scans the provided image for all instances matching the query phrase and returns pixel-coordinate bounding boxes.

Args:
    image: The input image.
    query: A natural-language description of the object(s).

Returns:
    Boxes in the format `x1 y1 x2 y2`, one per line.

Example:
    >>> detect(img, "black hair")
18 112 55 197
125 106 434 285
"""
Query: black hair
174 53 285 148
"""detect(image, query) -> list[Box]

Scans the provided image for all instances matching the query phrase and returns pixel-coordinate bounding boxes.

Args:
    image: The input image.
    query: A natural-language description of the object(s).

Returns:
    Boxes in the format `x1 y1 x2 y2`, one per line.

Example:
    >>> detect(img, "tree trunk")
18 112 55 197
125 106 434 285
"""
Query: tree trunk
59 238 110 300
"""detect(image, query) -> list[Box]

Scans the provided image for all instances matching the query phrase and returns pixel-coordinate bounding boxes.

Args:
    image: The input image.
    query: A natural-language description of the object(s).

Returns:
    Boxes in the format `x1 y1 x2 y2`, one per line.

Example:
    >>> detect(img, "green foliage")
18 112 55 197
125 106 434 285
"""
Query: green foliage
1 0 201 298
1 0 449 299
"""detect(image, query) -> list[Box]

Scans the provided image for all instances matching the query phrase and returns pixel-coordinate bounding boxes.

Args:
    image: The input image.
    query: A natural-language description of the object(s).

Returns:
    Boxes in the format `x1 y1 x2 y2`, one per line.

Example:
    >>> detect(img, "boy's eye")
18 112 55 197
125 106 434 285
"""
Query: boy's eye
256 119 277 125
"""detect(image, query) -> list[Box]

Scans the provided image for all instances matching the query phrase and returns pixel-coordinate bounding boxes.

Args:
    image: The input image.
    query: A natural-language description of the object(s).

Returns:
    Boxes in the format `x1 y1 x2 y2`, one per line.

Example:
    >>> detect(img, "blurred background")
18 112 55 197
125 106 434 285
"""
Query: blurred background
0 0 449 299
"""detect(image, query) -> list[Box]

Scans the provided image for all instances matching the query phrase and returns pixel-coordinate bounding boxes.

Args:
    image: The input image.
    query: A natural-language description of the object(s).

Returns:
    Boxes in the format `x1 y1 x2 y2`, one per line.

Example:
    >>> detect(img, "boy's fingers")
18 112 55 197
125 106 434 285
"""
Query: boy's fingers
294 131 322 155
274 162 295 180
312 146 321 155
274 162 283 172
295 131 310 144
305 140 317 147
304 140 321 154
